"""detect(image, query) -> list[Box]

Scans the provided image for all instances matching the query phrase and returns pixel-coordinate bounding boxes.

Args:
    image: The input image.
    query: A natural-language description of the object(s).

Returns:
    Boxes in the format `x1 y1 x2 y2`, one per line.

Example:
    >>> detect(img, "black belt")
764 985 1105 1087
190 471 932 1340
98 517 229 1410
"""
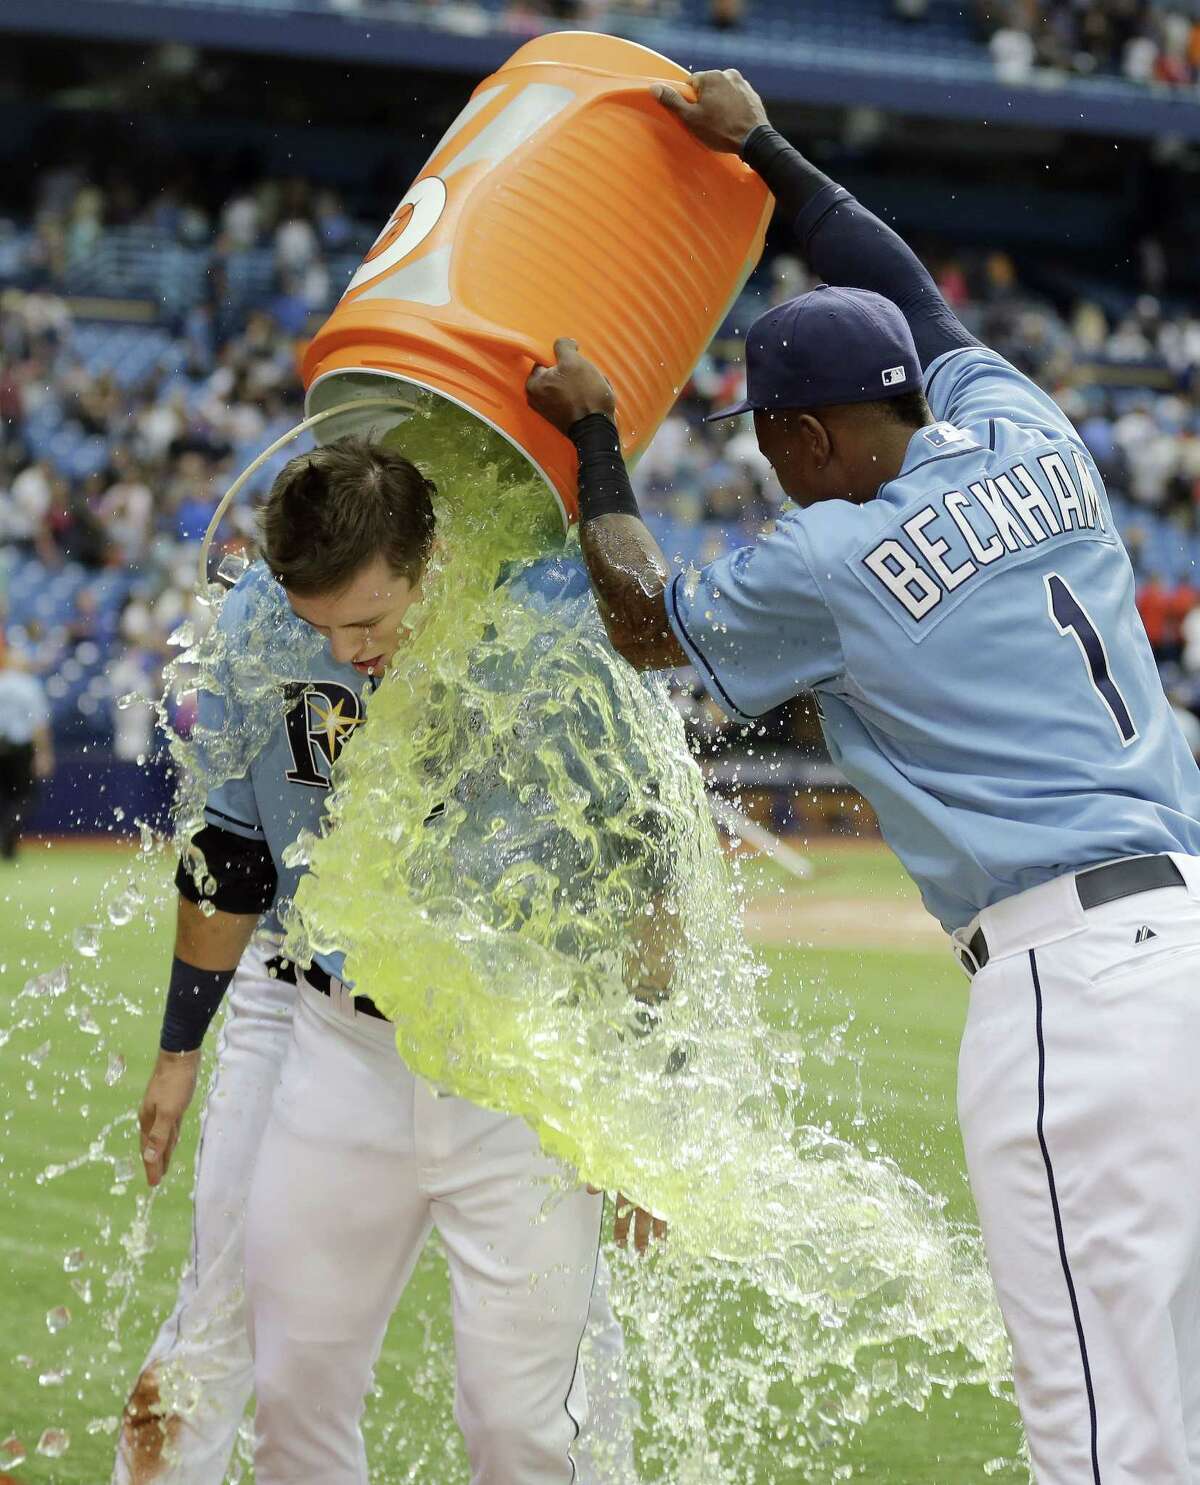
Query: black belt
265 955 390 1022
960 854 1185 977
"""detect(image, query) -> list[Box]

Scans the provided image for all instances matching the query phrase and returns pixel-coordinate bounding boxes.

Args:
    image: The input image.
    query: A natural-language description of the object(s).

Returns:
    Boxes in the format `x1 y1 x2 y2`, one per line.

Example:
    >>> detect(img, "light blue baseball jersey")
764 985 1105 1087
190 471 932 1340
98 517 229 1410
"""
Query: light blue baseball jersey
197 563 367 982
196 553 634 981
667 345 1200 931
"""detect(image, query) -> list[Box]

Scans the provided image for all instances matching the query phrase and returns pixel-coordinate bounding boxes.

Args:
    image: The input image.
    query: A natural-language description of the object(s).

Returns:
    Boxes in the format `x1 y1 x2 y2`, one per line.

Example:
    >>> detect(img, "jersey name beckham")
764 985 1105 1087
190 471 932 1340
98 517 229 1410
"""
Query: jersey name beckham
665 345 1200 930
861 424 1105 625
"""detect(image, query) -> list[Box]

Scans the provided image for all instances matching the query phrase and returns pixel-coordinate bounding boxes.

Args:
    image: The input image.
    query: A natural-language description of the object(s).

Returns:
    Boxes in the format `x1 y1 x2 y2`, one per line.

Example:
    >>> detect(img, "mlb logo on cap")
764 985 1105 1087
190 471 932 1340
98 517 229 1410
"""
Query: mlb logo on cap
707 284 922 421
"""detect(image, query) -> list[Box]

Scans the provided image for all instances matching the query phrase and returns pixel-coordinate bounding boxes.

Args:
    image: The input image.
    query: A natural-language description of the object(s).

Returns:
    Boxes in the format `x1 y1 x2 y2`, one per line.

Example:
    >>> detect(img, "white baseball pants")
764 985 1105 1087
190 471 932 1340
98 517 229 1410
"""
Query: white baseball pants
957 854 1200 1484
244 978 608 1485
115 950 633 1485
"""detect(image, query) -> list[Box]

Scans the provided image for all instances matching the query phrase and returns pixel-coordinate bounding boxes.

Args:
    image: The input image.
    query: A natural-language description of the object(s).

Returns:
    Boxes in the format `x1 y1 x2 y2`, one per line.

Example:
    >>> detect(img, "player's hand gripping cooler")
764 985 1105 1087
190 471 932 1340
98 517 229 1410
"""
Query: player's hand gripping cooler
300 31 771 521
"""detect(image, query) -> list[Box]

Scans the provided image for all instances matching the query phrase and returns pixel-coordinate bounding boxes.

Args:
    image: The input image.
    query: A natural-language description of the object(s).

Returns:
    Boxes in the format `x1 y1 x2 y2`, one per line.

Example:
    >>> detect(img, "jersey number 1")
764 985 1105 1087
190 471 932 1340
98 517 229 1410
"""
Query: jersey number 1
1045 573 1137 746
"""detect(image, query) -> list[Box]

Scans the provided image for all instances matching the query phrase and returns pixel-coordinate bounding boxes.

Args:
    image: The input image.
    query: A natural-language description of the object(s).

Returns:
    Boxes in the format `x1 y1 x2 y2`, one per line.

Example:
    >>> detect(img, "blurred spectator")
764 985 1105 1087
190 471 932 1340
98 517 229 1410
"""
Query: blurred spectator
99 450 155 564
710 0 744 30
978 0 1200 90
315 189 355 252
222 190 261 250
47 473 109 569
5 457 53 550
0 648 53 860
1138 572 1172 654
275 210 319 276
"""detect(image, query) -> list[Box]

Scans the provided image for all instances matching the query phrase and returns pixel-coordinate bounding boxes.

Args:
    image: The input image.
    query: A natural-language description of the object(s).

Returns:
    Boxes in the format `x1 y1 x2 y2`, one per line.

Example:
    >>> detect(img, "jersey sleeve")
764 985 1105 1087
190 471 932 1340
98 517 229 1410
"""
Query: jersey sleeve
924 345 1080 445
665 521 844 723
202 773 264 840
175 821 277 914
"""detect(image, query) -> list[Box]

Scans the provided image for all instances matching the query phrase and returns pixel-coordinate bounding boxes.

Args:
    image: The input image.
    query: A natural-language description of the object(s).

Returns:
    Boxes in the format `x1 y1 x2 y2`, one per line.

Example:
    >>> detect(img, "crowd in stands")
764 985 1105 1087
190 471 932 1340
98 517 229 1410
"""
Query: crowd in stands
978 0 1200 88
314 0 1200 81
4 161 1200 769
326 0 742 32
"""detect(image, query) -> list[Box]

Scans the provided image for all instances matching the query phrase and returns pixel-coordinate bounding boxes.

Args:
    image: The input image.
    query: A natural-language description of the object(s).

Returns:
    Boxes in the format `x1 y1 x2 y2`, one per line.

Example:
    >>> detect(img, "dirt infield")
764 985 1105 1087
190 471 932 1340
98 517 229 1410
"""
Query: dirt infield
744 890 946 952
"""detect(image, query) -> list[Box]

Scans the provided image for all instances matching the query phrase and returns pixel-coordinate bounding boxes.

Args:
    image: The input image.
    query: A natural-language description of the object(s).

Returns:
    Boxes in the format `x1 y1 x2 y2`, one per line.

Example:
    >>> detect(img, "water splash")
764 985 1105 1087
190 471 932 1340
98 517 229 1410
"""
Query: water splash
154 547 324 882
1 1436 27 1469
35 1426 70 1458
0 393 1022 1479
275 397 1013 1477
45 1306 71 1334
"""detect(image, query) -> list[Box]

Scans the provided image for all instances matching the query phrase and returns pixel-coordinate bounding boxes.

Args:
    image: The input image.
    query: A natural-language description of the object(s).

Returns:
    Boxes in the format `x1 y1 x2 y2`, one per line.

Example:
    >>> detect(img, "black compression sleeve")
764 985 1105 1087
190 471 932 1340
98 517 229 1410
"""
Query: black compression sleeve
742 124 977 371
743 123 838 224
570 414 641 522
175 823 278 916
160 957 236 1052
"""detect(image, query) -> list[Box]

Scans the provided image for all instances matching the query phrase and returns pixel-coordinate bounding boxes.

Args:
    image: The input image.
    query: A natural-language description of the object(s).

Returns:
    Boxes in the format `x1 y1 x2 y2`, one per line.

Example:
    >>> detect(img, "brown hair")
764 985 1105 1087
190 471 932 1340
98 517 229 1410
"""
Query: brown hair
258 435 436 595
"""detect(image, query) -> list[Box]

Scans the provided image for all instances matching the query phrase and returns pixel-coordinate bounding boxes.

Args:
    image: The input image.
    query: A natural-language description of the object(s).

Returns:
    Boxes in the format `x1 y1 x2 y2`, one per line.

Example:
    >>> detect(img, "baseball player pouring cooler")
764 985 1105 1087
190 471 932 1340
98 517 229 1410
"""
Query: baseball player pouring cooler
526 69 1200 1485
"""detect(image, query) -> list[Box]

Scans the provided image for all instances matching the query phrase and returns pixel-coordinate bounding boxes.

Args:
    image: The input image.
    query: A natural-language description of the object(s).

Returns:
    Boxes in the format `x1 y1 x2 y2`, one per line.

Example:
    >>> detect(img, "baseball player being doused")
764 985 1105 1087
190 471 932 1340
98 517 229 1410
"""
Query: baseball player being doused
527 68 1200 1485
116 437 660 1485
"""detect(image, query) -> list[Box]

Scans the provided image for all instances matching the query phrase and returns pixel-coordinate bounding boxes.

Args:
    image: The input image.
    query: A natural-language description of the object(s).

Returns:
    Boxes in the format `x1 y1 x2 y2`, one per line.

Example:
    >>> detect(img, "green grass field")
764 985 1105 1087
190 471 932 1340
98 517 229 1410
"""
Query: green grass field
0 839 1024 1482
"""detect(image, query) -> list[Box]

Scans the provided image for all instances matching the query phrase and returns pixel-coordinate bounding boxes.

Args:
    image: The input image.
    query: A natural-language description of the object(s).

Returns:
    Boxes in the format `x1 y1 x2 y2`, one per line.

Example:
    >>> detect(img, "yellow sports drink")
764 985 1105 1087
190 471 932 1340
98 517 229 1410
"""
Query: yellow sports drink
301 30 772 521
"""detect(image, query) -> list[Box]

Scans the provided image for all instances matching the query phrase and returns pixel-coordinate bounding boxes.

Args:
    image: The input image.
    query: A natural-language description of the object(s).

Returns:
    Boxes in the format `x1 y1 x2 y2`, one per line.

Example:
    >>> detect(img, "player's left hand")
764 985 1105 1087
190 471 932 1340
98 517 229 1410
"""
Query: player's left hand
653 68 769 155
526 338 616 434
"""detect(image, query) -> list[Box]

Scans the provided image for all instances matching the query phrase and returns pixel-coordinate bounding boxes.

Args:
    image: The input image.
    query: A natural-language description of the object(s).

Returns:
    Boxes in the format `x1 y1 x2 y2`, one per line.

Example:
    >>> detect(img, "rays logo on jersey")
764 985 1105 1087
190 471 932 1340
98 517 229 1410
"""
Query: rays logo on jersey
283 681 365 788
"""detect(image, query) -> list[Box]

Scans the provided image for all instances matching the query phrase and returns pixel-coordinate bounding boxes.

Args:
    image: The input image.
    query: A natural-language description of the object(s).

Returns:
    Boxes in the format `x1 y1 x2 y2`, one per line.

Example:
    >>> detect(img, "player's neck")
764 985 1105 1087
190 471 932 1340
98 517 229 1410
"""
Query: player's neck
850 421 924 503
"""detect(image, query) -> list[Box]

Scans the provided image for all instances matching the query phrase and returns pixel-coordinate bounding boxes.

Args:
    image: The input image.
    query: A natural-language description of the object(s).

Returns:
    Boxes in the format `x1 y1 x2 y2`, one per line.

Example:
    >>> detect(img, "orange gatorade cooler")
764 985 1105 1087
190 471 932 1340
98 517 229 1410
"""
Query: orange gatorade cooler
301 31 772 522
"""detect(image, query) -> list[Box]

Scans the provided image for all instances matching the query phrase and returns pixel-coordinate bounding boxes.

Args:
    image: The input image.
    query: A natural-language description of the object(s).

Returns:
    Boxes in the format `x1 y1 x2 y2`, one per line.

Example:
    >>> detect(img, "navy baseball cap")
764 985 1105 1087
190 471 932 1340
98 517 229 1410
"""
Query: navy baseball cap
707 285 921 422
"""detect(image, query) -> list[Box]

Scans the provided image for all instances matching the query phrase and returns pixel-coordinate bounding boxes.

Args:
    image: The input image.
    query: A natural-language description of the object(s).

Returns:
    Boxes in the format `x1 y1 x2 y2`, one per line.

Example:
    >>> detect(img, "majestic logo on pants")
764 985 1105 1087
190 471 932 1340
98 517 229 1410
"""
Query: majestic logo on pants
283 682 365 788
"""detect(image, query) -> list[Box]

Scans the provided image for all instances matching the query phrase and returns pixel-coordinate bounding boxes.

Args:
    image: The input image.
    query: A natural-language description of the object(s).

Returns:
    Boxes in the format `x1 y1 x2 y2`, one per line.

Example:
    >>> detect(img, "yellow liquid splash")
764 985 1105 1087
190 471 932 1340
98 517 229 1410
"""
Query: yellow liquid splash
275 397 1014 1477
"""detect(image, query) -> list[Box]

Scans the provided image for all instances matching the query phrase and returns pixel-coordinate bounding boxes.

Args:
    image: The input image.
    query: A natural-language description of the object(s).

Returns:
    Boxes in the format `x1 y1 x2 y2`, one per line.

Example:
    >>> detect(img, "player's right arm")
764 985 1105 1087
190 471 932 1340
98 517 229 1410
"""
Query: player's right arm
656 70 976 370
139 584 280 1187
139 820 279 1186
139 893 261 1187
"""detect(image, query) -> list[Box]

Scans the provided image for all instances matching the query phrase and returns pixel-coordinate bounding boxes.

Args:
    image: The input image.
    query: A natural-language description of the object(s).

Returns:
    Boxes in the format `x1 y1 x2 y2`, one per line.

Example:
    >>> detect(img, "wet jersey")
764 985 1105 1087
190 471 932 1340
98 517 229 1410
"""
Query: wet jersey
197 553 650 979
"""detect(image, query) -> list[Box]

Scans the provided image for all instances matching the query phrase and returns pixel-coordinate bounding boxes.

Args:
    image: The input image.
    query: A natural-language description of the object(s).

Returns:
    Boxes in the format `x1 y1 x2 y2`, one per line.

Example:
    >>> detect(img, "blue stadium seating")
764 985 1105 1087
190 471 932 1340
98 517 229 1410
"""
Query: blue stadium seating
65 227 209 315
71 323 175 389
2 553 136 745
